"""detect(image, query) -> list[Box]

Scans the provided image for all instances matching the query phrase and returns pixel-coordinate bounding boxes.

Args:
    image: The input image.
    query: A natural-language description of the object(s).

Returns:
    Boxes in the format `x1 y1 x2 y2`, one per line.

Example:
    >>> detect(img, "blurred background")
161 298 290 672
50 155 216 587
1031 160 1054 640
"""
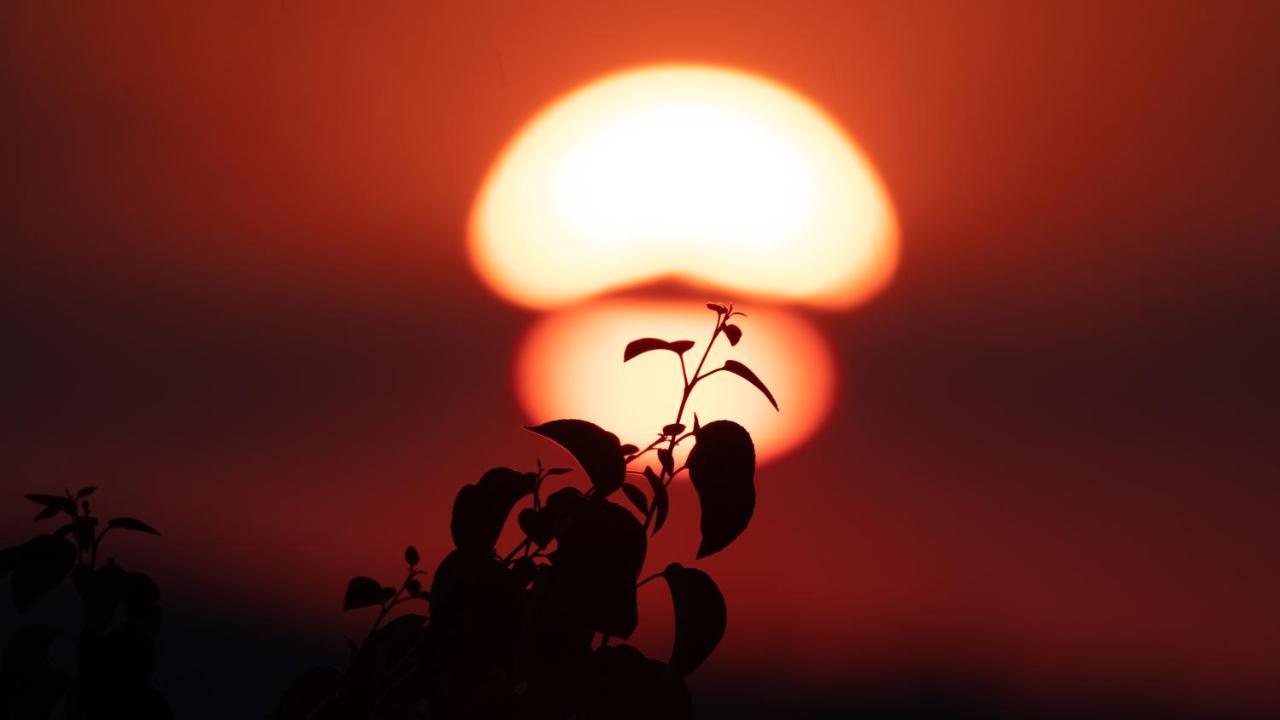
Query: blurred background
3 2 1278 717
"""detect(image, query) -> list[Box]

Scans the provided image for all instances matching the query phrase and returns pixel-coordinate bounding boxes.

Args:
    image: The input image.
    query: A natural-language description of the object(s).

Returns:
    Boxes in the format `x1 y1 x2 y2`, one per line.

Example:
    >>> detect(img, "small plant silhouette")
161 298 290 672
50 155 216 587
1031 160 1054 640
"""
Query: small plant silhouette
0 489 170 719
271 302 775 719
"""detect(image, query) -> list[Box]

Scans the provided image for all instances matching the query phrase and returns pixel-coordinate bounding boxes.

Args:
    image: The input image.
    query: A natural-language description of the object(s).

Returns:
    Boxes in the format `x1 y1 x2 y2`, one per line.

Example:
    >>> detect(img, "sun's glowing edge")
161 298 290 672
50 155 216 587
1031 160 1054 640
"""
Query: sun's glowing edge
469 63 899 311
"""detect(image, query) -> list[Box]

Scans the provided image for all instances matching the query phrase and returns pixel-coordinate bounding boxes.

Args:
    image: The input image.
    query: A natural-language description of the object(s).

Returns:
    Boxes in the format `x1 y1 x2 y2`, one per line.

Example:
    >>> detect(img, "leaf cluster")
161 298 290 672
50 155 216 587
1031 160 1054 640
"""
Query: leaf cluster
274 303 773 719
1 489 170 719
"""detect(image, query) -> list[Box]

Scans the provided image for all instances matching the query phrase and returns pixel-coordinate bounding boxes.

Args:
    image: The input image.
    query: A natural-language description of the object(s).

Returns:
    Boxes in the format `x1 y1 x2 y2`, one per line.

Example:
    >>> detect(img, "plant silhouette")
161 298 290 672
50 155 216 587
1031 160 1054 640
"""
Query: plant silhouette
271 302 775 719
0 303 775 720
1 489 170 719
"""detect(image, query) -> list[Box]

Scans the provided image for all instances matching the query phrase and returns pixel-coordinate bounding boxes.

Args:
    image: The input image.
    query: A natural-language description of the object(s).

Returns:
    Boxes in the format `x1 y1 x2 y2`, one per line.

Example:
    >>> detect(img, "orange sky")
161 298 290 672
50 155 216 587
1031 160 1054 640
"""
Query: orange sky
3 2 1279 716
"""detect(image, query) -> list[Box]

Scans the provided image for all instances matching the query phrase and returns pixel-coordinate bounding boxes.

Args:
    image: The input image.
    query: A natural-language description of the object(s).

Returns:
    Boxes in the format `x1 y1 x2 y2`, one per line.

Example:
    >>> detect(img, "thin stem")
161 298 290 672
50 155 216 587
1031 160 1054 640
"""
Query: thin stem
694 366 726 384
636 572 662 588
503 537 532 565
642 308 727 532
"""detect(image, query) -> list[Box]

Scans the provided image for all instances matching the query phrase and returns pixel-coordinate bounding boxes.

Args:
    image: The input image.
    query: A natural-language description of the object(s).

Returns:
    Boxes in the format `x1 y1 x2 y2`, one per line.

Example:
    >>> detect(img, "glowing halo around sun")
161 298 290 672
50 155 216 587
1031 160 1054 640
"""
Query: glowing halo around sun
469 64 899 309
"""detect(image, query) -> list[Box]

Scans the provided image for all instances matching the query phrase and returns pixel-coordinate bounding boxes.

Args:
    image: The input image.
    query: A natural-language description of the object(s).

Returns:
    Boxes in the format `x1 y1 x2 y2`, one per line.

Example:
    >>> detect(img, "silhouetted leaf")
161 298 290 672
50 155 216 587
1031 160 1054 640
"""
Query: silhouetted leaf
623 338 696 362
451 467 537 554
405 578 422 596
722 323 742 346
429 549 524 672
70 517 96 549
10 535 77 612
404 545 419 566
620 482 648 515
26 494 74 520
76 487 97 499
643 467 670 534
344 576 384 610
721 360 778 410
108 517 161 536
527 419 626 496
687 421 756 558
553 498 646 638
658 448 674 477
692 414 701 434
661 563 727 676
121 571 161 621
706 303 727 314
519 487 581 547
582 644 692 720
619 444 639 455
3 624 57 670
1 624 70 720
545 467 573 476
662 423 685 436
75 561 126 629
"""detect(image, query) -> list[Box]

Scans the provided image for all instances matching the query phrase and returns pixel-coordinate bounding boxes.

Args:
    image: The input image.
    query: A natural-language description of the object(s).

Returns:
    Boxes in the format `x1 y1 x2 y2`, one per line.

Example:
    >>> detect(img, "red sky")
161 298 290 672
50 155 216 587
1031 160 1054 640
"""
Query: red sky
4 1 1279 715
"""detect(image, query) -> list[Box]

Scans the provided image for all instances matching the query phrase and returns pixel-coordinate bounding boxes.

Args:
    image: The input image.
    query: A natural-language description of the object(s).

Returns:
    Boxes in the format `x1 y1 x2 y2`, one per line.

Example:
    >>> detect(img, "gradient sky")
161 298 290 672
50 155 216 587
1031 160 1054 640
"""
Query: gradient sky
4 2 1279 717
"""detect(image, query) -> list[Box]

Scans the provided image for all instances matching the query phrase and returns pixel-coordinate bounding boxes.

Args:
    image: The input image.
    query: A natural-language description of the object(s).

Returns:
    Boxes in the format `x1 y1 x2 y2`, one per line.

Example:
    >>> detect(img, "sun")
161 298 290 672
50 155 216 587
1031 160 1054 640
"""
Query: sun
469 64 898 309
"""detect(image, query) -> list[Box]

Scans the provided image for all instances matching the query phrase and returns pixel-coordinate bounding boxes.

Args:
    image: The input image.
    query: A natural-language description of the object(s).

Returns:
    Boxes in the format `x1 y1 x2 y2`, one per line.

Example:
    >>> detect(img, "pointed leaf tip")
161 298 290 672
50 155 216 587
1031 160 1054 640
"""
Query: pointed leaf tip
721 360 778 410
107 517 161 536
527 419 626 495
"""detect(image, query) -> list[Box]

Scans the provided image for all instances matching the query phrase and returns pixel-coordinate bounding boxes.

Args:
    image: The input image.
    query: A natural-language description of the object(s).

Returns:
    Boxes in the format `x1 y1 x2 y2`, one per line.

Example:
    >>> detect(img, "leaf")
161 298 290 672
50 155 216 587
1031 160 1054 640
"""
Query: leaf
343 576 384 611
661 563 727 676
692 414 701 434
121 570 161 619
687 421 756 558
4 624 59 671
658 448 674 477
527 419 626 495
10 535 78 612
706 303 727 314
451 467 537 554
582 644 692 719
404 545 419 566
545 467 573 476
75 487 97 499
662 423 685 436
643 467 670 535
620 482 649 515
405 578 422 596
108 517 161 536
722 323 742 346
26 494 75 519
619 444 639 456
518 486 581 547
623 337 696 362
553 498 647 638
721 360 779 410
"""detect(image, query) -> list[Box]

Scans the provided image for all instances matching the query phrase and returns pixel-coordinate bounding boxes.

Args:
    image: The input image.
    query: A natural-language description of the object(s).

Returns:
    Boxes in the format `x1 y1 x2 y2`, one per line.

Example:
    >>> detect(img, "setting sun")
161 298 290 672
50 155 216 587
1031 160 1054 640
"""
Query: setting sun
516 301 836 465
470 65 898 309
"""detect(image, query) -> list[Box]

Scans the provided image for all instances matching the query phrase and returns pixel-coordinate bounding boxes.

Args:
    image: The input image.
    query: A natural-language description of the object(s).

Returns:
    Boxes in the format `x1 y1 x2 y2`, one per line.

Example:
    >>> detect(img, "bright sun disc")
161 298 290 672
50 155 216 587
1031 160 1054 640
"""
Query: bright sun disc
470 64 898 309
